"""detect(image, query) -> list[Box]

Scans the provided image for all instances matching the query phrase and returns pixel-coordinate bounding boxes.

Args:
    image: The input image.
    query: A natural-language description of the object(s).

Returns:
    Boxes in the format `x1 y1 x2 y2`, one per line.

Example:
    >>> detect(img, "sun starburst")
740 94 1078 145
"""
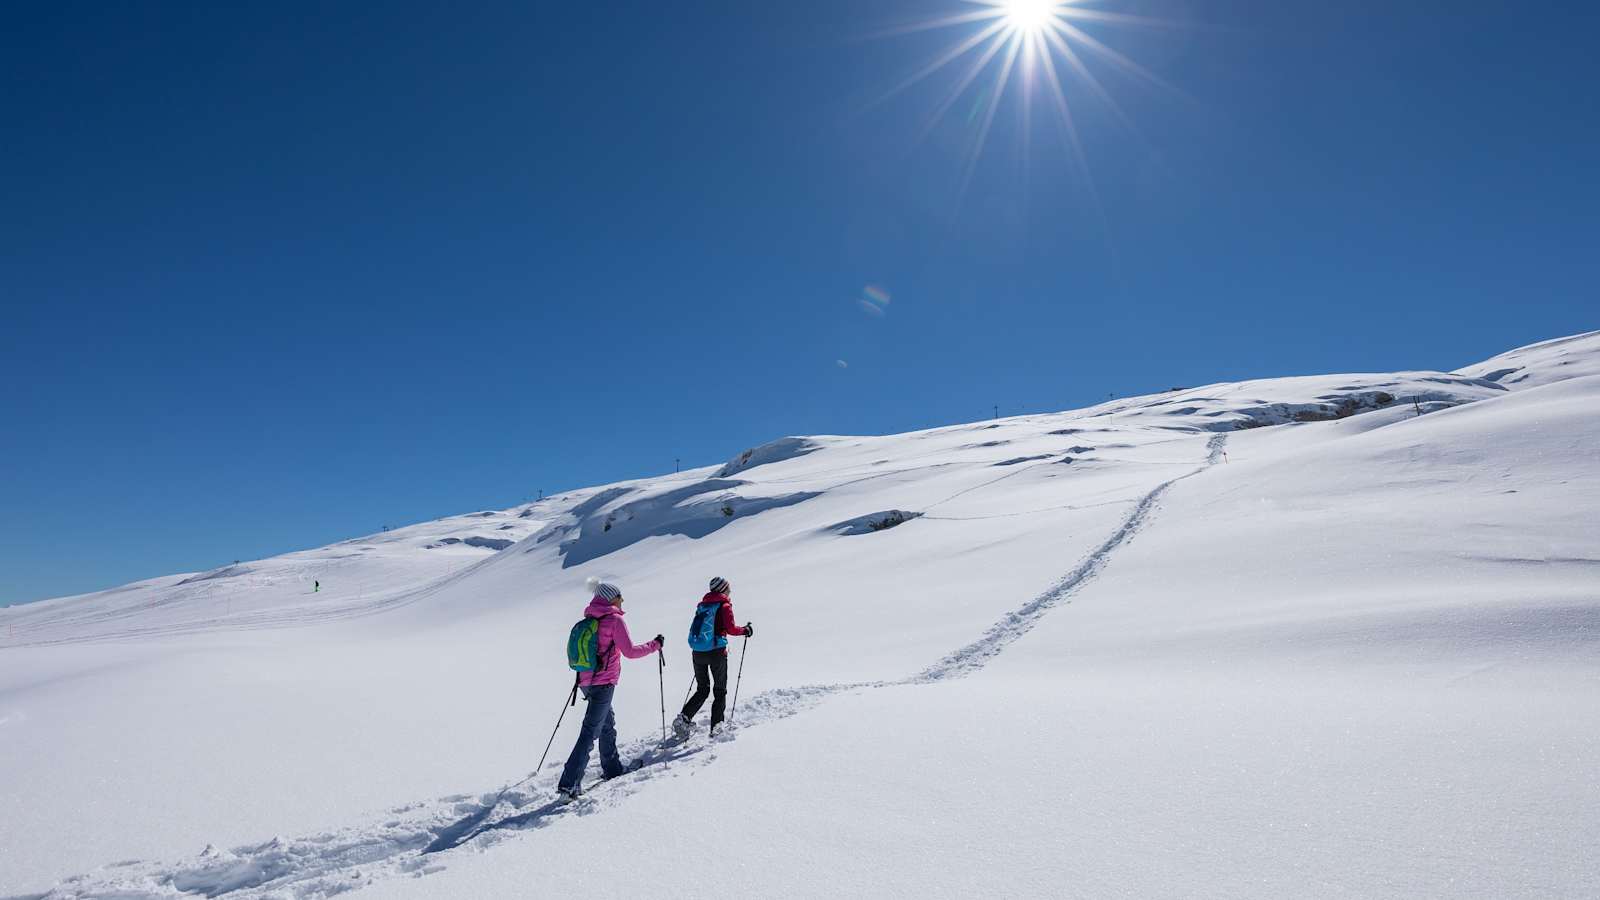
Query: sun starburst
1000 0 1057 33
870 0 1174 198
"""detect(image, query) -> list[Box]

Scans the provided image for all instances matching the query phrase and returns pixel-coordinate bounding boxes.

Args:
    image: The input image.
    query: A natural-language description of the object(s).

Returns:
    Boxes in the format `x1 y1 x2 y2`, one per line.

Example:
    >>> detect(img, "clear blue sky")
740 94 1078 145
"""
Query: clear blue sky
3 0 1595 605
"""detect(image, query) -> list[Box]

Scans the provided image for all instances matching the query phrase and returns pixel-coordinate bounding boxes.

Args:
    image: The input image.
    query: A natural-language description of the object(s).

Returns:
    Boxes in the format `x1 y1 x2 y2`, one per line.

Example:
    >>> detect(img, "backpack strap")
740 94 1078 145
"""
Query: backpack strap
598 613 618 675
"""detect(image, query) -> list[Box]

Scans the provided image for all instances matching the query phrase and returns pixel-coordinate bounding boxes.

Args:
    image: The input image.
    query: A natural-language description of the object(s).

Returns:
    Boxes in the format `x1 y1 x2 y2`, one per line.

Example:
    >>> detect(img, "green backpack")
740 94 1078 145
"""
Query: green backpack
567 618 606 673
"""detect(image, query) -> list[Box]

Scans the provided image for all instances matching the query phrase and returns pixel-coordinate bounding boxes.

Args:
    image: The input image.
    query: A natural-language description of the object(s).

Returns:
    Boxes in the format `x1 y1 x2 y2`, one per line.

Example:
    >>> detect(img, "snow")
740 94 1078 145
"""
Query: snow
2 333 1597 898
1454 329 1600 388
714 436 826 477
1 506 550 646
370 674 1597 900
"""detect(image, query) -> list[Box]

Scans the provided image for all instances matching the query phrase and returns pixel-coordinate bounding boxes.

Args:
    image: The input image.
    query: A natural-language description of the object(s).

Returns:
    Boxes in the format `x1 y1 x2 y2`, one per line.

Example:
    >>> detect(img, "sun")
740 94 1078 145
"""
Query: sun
868 0 1174 194
1001 0 1057 33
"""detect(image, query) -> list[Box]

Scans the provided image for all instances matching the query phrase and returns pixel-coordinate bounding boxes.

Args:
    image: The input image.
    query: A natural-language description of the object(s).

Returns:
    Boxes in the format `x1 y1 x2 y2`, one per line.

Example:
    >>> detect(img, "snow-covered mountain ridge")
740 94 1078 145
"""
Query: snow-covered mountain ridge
2 330 1596 899
5 336 1572 646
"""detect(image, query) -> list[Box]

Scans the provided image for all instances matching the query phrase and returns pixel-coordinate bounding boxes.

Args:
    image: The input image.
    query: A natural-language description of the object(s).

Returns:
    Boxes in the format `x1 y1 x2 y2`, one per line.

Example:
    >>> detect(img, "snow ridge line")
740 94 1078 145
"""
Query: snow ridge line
22 435 1227 900
908 433 1226 684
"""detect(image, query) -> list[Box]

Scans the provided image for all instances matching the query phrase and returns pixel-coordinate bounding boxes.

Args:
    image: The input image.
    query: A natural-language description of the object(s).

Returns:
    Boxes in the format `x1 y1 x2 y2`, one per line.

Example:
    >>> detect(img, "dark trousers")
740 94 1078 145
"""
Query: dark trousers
680 649 730 726
559 683 624 790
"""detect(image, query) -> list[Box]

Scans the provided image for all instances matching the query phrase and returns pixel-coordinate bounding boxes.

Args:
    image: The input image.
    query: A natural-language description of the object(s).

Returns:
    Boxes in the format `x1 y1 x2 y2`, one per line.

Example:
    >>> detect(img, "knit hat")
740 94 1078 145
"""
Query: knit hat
708 576 730 594
586 576 622 603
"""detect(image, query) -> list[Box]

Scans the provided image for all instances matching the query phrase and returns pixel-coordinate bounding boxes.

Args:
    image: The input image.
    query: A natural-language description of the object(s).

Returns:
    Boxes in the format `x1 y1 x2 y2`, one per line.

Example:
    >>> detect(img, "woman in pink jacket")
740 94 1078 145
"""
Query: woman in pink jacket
558 580 662 799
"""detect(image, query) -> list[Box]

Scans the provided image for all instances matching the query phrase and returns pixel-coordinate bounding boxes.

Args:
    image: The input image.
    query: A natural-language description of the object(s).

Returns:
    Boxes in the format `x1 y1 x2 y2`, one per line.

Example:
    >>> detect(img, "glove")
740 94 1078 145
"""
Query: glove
653 634 665 647
743 624 754 638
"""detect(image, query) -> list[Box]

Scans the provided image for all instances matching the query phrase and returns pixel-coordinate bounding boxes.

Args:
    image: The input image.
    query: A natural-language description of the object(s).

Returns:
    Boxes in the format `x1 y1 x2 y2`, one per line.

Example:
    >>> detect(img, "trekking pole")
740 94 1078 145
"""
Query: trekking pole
534 678 581 776
657 648 667 742
729 633 750 724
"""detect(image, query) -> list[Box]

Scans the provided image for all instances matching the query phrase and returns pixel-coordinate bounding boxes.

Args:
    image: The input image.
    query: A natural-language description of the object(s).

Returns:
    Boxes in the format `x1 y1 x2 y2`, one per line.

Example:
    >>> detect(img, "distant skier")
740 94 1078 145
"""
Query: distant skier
673 576 752 737
557 579 663 800
314 580 319 593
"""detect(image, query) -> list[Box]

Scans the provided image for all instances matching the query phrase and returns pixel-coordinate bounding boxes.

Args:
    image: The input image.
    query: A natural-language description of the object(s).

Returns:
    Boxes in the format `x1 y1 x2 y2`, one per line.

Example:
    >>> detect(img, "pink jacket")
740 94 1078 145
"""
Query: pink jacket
578 597 661 687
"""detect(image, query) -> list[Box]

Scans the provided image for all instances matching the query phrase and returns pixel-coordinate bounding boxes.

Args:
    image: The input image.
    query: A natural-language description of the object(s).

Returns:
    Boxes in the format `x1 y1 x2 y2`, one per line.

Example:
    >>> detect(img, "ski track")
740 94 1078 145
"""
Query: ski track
16 436 1227 900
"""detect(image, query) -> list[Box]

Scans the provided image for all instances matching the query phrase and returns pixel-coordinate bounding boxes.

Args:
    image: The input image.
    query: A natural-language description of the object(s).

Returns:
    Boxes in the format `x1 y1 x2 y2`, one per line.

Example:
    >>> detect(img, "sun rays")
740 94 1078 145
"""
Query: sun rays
870 1 1174 197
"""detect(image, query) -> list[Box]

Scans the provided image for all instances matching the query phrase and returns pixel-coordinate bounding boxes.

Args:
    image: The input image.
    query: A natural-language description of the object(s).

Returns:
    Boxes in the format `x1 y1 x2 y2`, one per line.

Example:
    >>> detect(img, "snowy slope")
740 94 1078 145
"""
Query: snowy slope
2 506 549 645
1454 329 1600 388
2 332 1597 899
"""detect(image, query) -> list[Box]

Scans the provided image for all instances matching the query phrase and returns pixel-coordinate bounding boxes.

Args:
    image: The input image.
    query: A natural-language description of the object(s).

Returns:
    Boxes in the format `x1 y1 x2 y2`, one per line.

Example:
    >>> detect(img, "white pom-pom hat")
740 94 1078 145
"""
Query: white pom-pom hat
586 575 622 603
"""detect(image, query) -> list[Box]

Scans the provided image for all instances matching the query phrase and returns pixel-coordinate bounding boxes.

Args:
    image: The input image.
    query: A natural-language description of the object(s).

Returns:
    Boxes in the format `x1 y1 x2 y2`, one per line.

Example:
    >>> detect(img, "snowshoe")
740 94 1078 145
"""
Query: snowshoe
602 758 645 781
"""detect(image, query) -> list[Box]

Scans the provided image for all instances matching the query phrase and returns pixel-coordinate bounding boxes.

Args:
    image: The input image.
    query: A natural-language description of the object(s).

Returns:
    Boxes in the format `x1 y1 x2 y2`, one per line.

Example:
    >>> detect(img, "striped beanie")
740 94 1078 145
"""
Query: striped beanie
709 576 731 594
587 576 622 603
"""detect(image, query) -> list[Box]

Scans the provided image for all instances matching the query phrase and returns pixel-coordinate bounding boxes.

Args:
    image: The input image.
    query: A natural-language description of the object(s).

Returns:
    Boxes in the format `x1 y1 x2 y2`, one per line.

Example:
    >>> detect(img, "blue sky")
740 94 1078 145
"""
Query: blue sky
3 0 1595 604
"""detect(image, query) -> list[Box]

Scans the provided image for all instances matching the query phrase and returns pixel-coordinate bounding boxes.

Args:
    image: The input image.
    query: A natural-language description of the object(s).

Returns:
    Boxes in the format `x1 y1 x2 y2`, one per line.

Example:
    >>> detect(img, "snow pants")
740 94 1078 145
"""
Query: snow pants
681 649 730 727
560 683 624 790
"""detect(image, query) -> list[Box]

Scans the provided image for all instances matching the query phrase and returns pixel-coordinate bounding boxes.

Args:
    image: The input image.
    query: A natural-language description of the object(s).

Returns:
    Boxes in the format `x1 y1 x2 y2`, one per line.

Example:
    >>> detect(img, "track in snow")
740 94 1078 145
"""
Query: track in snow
912 434 1227 683
18 435 1227 900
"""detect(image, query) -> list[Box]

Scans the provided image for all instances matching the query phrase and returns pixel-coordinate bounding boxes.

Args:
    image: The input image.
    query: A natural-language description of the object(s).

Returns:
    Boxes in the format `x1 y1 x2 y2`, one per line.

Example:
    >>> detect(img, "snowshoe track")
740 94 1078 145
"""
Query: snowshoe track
912 434 1226 683
23 436 1227 900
